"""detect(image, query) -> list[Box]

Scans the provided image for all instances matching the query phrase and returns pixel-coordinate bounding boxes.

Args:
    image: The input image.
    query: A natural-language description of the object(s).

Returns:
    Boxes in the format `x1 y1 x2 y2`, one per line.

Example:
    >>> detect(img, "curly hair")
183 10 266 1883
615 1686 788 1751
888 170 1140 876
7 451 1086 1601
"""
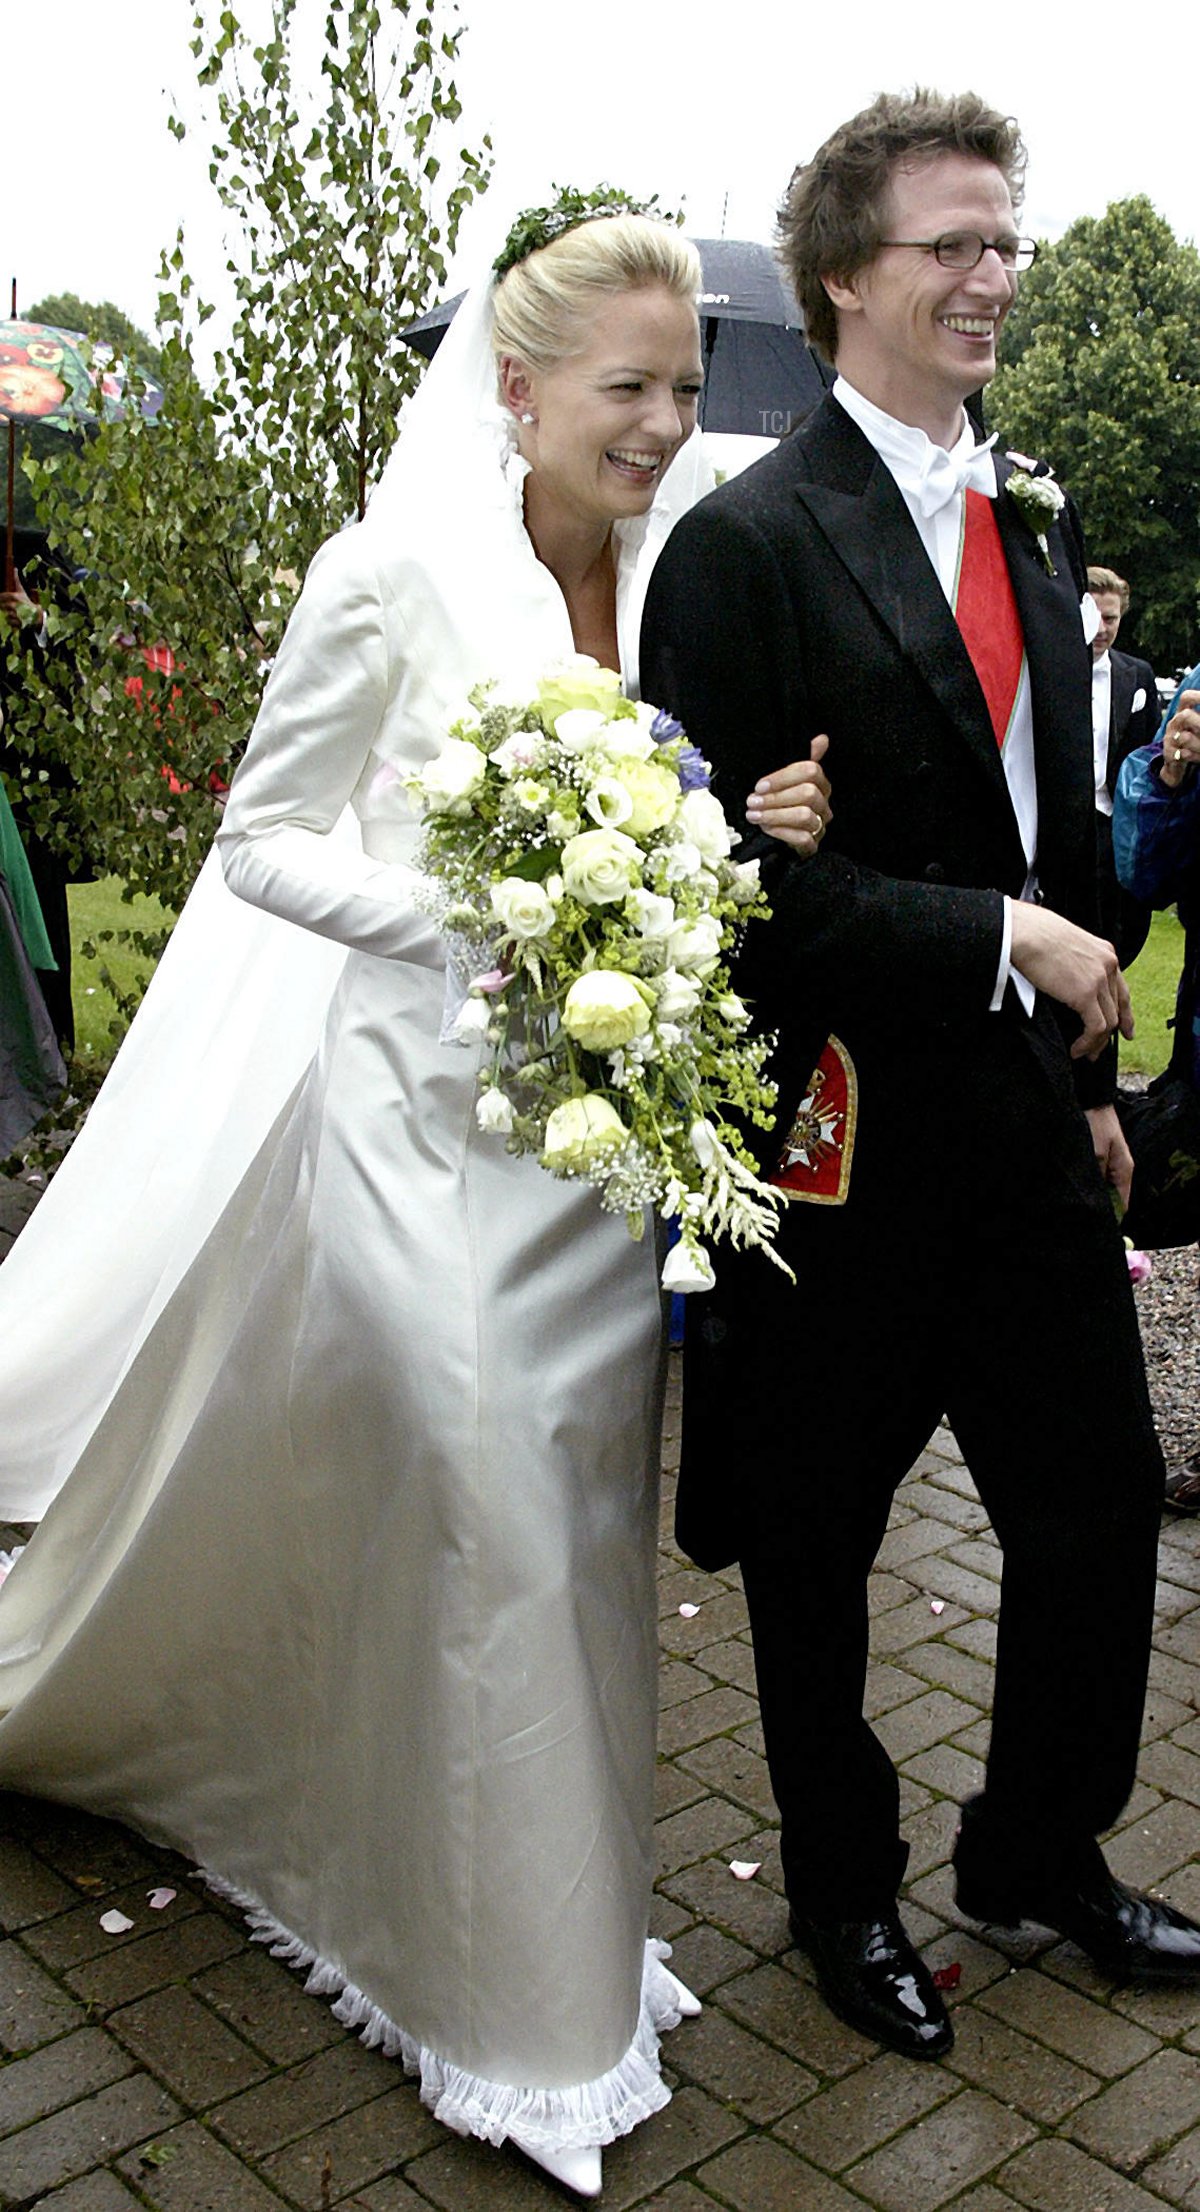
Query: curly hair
491 216 701 377
779 89 1027 363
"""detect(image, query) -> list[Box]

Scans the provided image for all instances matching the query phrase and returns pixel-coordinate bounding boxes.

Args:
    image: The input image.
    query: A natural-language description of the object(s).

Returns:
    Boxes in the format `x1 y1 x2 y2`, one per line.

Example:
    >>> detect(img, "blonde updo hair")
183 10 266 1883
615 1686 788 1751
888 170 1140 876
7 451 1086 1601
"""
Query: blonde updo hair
491 215 701 376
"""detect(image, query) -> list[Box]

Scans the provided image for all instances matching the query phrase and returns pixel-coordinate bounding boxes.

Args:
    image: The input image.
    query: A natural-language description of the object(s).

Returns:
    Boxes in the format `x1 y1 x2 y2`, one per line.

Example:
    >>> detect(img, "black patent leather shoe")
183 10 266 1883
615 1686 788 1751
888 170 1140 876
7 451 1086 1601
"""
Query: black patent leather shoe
788 1907 953 2058
955 1861 1200 1981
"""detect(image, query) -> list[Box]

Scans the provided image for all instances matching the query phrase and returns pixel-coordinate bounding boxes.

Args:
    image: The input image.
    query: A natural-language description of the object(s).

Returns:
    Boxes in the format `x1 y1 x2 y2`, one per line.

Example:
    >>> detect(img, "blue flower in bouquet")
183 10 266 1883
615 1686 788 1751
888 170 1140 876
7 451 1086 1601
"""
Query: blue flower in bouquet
676 744 712 792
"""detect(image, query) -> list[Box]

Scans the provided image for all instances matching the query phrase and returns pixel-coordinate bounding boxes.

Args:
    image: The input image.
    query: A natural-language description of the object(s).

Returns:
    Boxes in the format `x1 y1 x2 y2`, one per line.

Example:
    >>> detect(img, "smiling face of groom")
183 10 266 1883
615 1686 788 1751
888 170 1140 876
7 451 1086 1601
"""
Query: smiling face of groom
820 152 1019 447
776 89 1027 444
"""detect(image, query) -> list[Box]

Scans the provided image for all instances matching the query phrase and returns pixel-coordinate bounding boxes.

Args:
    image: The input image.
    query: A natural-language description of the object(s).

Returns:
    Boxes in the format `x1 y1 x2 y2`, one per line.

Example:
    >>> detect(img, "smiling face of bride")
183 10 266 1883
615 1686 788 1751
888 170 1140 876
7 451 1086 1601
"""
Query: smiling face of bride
501 285 703 534
491 213 704 538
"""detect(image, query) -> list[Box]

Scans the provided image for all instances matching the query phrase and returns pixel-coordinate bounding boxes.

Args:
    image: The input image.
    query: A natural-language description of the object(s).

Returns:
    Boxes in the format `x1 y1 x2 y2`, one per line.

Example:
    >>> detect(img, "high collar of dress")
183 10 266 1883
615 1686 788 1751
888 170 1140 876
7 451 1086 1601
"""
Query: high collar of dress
833 375 998 518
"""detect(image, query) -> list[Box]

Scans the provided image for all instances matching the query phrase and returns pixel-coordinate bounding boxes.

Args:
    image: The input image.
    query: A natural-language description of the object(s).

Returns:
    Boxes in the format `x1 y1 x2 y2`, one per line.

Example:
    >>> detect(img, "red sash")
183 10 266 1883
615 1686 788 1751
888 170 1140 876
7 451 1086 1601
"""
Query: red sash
955 490 1025 750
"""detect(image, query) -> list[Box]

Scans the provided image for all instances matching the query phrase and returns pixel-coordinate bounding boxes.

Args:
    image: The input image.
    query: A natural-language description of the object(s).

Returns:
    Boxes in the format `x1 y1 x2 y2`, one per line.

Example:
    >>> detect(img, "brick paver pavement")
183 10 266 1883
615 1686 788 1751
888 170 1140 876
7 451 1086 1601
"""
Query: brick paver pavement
5 1364 1200 2208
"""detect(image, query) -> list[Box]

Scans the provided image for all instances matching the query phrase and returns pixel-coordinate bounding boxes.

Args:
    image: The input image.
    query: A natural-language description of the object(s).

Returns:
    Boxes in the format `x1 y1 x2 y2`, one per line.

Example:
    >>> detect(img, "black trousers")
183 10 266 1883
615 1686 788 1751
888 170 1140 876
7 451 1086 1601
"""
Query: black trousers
685 1007 1164 1916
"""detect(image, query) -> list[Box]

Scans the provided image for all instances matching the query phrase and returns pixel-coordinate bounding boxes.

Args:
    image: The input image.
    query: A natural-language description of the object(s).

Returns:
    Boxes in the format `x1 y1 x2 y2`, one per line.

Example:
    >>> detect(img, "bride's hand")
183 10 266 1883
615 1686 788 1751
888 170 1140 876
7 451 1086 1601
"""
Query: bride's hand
745 734 831 855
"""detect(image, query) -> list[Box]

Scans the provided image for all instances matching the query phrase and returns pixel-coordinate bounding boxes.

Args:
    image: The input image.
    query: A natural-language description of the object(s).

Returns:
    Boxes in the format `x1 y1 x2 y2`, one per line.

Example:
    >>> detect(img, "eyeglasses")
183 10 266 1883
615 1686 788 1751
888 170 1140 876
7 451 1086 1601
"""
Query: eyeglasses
877 232 1038 272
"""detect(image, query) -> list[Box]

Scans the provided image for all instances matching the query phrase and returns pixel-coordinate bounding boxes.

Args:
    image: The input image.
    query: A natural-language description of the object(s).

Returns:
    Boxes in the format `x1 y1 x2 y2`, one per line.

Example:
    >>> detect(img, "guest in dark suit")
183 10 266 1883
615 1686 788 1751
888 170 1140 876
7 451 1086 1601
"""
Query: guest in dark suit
1087 563 1158 967
642 87 1200 2062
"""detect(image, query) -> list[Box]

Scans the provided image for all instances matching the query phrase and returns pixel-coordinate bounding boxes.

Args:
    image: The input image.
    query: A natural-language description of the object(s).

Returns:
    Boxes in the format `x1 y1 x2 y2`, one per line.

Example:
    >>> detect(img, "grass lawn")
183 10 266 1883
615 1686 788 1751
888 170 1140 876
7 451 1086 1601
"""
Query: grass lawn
1122 907 1185 1079
67 877 173 1063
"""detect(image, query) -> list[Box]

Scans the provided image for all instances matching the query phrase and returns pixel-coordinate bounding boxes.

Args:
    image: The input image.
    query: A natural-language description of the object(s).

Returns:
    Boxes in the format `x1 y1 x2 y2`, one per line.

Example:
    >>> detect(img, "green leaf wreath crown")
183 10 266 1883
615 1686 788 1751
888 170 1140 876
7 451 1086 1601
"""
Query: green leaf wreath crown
492 184 684 282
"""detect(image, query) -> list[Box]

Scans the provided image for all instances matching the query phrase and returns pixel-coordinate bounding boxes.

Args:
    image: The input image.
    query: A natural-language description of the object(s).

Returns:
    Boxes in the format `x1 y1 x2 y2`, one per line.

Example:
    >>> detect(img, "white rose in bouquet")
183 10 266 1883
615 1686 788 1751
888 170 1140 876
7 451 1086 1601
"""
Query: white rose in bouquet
610 757 681 838
489 732 542 774
679 786 735 866
562 971 652 1052
542 1093 627 1171
668 914 724 974
561 827 642 906
490 877 557 941
553 708 610 754
662 840 702 885
599 723 655 760
419 737 487 815
727 858 762 903
537 658 624 729
654 967 703 1021
626 889 676 939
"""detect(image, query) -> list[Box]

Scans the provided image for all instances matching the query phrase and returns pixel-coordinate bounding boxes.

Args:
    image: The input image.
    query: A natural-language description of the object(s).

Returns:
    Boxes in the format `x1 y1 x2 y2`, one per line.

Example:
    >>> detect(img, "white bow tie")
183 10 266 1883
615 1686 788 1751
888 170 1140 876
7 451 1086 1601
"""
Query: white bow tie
912 433 998 520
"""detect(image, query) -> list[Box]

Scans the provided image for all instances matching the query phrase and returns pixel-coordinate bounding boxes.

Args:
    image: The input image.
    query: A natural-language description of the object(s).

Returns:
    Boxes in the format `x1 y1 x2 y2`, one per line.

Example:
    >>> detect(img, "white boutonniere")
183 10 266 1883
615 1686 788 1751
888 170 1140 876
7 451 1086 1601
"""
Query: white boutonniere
1004 453 1066 576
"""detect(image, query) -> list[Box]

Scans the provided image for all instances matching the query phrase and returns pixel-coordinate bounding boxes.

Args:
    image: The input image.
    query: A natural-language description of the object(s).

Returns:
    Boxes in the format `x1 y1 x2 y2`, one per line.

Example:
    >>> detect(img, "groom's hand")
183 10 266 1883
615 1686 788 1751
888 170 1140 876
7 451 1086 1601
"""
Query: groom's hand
1008 904 1132 1060
1085 1104 1134 1208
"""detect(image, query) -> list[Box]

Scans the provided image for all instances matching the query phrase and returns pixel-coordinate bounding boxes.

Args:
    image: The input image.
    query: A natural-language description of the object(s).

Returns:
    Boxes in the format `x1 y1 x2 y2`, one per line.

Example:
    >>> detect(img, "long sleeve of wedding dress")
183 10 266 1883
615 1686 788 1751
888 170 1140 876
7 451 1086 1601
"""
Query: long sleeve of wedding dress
217 536 434 958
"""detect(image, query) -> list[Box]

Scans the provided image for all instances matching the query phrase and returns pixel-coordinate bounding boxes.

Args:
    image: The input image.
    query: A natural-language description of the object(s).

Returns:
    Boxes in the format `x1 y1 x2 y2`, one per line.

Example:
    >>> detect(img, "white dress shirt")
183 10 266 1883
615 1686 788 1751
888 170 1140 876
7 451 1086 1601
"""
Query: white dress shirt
1091 651 1114 815
833 377 1036 1013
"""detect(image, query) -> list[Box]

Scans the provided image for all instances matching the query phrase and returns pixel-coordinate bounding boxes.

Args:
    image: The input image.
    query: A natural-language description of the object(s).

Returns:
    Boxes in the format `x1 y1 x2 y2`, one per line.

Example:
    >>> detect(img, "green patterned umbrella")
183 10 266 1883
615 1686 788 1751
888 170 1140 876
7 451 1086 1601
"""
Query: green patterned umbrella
0 320 163 428
1 315 163 589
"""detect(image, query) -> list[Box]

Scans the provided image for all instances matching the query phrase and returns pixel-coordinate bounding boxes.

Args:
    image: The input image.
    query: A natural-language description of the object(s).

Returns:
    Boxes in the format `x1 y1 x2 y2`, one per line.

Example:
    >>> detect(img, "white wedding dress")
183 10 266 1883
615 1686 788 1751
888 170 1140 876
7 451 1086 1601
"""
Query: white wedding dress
0 280 714 2152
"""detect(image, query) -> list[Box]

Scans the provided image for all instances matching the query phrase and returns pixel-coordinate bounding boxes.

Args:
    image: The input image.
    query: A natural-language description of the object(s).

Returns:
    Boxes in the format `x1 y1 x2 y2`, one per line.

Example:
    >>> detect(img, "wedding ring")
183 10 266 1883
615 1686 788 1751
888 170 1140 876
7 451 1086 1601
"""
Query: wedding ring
1176 747 1185 762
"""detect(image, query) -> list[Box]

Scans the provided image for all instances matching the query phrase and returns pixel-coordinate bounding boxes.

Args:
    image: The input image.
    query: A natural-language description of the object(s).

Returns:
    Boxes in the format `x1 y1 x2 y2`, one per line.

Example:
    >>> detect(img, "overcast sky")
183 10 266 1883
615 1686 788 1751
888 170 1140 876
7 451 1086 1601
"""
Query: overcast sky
7 0 1193 351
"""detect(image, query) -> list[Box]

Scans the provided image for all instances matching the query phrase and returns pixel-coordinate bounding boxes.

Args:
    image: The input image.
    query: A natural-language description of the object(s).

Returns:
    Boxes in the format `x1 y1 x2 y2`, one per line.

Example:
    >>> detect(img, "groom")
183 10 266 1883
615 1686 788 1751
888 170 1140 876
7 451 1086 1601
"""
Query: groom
641 88 1200 2060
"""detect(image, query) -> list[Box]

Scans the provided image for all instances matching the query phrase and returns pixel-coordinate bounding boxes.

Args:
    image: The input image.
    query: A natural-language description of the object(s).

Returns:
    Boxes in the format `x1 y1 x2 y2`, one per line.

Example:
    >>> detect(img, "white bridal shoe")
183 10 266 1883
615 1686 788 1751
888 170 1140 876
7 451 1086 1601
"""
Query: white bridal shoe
662 1966 702 2016
515 2139 603 2196
507 1966 701 2195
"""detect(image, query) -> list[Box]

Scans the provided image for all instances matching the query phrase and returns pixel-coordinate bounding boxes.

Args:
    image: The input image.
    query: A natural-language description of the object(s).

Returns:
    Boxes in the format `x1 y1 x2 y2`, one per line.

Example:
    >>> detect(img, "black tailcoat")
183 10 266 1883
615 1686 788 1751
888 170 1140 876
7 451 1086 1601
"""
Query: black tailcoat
640 396 1163 1911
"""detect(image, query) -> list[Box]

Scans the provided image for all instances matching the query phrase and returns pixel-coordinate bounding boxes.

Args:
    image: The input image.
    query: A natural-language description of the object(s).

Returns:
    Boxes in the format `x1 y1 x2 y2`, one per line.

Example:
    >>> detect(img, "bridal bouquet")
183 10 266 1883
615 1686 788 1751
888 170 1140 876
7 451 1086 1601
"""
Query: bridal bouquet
407 658 790 1289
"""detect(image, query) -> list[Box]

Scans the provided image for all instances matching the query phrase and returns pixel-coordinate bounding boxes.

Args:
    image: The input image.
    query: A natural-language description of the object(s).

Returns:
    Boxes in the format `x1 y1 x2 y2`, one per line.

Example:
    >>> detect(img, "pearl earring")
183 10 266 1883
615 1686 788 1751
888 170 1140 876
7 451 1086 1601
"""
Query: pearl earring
521 412 535 424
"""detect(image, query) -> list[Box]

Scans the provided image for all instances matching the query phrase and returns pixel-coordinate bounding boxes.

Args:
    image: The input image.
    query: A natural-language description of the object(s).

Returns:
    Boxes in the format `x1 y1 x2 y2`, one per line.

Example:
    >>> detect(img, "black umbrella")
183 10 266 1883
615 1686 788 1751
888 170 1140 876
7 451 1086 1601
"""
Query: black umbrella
400 237 832 438
690 238 831 436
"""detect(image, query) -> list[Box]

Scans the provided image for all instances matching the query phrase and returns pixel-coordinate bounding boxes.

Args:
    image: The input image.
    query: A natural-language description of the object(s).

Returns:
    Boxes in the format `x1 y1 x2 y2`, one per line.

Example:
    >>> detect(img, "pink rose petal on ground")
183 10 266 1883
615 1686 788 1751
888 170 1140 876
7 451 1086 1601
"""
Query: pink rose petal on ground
729 1860 762 1881
100 1909 135 1934
932 1961 962 1991
679 1602 700 1618
929 1599 946 1615
147 1888 177 1911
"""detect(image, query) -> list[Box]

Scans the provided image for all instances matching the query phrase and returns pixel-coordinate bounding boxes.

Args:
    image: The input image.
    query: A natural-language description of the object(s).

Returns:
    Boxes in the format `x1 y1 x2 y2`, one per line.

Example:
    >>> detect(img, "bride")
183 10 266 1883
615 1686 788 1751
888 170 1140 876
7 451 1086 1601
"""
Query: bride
0 201 828 2198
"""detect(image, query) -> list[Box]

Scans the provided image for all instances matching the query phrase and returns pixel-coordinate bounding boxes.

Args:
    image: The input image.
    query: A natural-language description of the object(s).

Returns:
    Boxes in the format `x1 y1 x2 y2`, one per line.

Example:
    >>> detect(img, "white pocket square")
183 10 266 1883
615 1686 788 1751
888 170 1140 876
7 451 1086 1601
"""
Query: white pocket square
1132 688 1147 712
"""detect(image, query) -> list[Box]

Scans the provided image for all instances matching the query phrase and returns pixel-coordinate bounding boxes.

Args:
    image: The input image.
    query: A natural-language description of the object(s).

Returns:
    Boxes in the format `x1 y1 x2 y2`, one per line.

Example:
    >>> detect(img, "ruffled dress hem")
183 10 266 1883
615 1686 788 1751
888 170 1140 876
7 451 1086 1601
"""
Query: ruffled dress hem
202 1871 678 2150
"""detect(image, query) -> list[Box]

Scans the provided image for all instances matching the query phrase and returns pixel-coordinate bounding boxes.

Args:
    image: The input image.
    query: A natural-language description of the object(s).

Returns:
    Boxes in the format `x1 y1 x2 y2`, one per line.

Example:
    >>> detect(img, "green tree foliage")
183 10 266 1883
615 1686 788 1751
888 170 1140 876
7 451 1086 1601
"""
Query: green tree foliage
196 0 490 558
2 0 490 1037
991 197 1200 673
26 295 166 382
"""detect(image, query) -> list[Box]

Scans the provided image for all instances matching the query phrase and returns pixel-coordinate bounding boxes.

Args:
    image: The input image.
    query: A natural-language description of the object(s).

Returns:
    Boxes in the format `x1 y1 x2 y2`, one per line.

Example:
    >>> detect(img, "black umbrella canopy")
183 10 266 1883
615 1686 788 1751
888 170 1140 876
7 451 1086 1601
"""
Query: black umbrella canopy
400 237 832 439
